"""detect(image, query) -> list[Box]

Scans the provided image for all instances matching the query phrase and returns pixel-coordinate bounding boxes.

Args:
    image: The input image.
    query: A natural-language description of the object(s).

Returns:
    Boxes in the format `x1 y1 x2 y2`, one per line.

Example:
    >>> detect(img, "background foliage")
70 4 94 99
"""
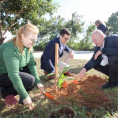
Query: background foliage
0 0 59 44
106 11 118 35
1 0 117 50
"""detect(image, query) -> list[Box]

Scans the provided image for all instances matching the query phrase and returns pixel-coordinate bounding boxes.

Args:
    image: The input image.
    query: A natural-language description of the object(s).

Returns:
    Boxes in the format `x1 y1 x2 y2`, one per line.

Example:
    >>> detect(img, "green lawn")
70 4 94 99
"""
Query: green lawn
0 59 118 118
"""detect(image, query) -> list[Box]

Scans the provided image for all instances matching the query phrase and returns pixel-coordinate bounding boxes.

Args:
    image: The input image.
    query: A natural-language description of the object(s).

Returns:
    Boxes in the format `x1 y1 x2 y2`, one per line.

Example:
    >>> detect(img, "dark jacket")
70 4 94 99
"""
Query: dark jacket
85 35 118 71
41 36 71 73
97 24 106 34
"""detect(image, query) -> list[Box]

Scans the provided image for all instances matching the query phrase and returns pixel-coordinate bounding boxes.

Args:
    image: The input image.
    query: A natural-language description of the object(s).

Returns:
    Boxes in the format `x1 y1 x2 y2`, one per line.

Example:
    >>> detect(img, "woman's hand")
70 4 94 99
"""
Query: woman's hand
28 103 35 110
37 83 44 91
23 96 35 110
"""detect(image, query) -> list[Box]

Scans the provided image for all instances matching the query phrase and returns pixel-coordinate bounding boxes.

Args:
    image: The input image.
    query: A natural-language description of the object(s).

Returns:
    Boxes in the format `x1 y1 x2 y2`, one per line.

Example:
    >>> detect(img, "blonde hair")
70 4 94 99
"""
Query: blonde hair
7 23 39 54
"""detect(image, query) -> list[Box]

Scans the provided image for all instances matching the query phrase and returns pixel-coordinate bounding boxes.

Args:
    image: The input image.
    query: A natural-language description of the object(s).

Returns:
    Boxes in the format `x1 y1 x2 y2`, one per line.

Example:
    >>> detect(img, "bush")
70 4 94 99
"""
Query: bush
67 42 79 50
33 41 94 51
33 41 48 51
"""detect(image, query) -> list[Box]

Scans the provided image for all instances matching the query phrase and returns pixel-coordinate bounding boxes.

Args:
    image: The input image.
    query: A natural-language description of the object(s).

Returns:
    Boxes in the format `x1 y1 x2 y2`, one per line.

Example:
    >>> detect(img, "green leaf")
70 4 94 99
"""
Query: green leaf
47 73 55 76
58 78 64 88
59 85 62 88
61 67 70 74
60 73 67 79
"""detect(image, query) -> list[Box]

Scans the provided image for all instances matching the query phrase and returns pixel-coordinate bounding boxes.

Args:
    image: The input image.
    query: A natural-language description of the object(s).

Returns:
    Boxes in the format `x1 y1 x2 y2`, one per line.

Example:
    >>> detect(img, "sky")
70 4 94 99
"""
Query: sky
52 0 118 26
4 0 118 42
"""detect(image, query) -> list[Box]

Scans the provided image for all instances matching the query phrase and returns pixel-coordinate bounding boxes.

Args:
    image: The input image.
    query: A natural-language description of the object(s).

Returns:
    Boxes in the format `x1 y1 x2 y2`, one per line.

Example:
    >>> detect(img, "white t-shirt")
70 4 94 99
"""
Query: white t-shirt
100 42 108 66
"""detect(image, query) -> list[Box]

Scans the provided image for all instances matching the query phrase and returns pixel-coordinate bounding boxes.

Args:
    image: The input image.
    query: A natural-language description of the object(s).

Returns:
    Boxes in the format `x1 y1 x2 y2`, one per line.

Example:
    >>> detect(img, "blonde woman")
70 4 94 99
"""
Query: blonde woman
0 23 44 110
95 20 106 34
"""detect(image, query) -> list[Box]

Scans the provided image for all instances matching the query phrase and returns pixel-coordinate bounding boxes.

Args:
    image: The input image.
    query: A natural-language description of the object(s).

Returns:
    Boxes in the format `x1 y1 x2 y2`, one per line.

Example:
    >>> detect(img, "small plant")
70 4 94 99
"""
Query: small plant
47 66 70 88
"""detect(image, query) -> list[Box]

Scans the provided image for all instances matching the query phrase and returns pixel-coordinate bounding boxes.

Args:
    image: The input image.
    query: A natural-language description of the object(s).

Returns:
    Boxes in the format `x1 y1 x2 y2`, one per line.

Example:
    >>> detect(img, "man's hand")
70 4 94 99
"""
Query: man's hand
94 50 102 60
78 68 86 79
37 83 44 92
69 51 74 59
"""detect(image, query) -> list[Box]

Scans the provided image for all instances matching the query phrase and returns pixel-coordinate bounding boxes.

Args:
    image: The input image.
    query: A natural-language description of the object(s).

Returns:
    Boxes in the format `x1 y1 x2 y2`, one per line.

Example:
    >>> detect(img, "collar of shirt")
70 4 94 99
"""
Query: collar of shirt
101 40 105 49
100 39 108 66
59 37 65 48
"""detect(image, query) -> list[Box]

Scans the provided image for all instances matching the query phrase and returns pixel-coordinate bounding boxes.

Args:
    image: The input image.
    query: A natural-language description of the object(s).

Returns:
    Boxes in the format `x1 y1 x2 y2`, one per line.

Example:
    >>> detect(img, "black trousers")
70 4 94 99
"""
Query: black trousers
94 56 118 82
0 65 35 98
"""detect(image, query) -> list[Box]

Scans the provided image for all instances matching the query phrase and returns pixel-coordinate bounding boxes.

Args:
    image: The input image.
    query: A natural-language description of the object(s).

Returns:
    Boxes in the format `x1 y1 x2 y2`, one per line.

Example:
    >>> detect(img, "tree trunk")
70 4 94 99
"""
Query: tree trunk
0 1 5 45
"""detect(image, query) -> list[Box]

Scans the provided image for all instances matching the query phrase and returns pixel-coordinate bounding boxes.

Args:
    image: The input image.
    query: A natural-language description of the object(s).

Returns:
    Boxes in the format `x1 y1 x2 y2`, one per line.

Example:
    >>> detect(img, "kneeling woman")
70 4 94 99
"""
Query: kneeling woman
0 23 44 110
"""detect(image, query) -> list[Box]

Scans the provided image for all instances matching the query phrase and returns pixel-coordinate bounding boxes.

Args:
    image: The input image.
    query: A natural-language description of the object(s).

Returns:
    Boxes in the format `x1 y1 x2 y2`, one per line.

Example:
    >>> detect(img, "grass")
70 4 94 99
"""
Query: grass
0 58 118 118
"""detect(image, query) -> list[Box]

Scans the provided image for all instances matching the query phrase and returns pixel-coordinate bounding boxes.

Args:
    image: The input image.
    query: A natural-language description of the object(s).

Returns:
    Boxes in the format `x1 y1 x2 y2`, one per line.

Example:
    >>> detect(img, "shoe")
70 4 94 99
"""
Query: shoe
44 71 54 79
64 71 74 76
18 97 24 105
102 82 118 90
44 71 48 75
5 95 18 106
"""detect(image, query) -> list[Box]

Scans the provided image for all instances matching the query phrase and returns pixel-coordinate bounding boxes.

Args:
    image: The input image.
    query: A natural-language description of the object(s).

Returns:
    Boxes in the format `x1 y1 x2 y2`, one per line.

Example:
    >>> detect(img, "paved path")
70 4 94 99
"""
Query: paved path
33 51 94 60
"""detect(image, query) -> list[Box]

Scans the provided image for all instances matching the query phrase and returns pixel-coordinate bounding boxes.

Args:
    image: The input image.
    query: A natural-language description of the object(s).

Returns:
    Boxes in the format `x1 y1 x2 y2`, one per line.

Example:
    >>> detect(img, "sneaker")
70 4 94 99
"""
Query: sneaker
5 95 18 106
102 82 118 90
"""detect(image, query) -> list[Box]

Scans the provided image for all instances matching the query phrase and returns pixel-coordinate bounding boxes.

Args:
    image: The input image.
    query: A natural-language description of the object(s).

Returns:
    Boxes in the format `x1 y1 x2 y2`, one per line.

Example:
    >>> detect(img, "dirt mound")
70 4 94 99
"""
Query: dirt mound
49 107 77 118
67 83 77 93
46 75 112 108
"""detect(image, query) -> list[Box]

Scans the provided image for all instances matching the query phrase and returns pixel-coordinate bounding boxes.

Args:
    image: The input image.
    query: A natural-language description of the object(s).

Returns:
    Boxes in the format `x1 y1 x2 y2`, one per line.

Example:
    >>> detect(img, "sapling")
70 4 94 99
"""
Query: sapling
47 66 70 88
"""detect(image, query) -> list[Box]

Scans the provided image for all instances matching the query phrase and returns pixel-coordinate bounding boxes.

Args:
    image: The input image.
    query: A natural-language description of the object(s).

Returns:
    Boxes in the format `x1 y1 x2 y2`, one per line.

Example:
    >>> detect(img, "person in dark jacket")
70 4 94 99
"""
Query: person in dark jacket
78 30 118 90
95 20 106 34
41 28 74 79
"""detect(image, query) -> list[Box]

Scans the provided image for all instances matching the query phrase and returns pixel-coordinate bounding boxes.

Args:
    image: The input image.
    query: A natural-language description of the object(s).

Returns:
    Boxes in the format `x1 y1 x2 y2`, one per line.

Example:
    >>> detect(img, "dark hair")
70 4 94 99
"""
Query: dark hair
60 28 71 36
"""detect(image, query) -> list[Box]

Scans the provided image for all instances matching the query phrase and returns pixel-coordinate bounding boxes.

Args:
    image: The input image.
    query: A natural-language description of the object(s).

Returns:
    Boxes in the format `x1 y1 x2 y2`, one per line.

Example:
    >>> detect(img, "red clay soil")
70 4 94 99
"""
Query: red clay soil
46 75 112 108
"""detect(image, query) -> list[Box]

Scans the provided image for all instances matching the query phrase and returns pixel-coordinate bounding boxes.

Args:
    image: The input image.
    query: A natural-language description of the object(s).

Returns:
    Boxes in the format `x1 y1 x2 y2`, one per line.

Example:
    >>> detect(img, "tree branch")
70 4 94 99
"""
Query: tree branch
3 7 24 35
3 13 8 21
0 1 3 37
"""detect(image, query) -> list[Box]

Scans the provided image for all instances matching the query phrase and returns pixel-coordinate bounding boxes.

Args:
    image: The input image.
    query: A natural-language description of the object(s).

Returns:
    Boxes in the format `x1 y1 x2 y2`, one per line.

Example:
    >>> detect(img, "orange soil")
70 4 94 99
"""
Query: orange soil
46 75 112 108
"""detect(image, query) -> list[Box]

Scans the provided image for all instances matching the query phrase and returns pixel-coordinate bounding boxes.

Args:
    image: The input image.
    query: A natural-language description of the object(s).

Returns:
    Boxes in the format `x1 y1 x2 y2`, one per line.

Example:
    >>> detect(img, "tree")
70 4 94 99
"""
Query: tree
64 12 84 46
0 0 59 45
38 15 65 42
106 11 118 35
0 0 7 44
48 15 65 40
38 12 84 43
79 23 95 50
